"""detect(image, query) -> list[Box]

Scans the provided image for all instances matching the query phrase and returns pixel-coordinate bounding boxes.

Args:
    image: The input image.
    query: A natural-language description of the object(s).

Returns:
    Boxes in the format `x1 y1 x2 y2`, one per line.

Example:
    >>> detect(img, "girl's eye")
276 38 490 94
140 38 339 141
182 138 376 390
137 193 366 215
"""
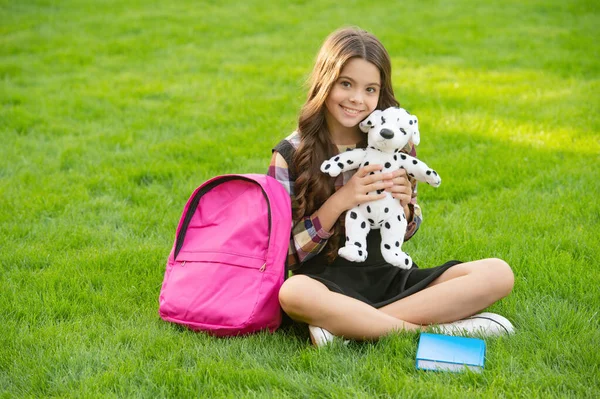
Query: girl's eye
367 87 377 93
341 81 351 88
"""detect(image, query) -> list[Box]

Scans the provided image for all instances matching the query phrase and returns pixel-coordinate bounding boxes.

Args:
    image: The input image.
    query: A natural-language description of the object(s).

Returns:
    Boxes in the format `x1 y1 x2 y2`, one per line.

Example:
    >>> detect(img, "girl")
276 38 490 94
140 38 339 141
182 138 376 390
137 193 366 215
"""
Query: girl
268 27 515 346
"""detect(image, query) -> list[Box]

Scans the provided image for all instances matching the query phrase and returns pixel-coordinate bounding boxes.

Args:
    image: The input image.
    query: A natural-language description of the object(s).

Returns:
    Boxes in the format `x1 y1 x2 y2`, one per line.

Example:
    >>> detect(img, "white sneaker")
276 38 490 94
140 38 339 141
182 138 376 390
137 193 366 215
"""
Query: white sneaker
435 312 515 337
308 325 335 347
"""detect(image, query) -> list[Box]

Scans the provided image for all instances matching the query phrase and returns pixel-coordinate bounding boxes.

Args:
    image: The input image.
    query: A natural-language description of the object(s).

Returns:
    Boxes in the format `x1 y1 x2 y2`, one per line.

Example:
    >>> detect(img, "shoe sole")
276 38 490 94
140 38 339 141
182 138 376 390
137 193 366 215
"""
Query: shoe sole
467 312 514 335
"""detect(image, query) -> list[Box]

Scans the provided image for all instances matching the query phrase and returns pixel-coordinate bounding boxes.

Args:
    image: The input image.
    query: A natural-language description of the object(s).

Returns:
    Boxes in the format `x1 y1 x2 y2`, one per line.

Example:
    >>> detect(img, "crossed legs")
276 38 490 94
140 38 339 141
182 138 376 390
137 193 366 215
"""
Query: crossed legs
278 258 514 341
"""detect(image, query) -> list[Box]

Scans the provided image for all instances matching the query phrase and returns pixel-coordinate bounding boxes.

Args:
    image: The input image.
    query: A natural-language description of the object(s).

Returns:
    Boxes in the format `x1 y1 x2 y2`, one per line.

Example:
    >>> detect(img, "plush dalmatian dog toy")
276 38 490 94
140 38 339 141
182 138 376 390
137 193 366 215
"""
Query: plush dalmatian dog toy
320 107 441 269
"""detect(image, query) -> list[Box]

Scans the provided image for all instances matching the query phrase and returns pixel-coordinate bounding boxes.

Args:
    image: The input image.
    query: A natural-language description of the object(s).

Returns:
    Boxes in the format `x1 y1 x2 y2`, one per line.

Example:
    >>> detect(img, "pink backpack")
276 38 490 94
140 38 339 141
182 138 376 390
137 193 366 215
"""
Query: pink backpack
158 174 292 336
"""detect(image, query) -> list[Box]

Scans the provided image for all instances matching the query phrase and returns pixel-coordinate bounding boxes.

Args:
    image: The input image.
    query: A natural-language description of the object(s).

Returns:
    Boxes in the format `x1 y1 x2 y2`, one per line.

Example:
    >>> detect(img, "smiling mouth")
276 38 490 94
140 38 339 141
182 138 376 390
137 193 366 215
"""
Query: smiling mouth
341 106 362 115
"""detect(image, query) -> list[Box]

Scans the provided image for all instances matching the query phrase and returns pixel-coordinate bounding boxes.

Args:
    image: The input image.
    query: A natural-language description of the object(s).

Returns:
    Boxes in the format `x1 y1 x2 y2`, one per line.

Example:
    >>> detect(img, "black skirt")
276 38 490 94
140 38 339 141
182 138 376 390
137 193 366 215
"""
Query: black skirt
294 231 461 308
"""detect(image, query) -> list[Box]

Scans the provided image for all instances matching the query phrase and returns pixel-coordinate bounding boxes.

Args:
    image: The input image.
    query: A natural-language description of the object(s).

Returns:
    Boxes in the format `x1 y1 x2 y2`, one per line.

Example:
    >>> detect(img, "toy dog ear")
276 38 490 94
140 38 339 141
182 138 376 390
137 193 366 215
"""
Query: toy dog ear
359 110 382 133
409 115 420 145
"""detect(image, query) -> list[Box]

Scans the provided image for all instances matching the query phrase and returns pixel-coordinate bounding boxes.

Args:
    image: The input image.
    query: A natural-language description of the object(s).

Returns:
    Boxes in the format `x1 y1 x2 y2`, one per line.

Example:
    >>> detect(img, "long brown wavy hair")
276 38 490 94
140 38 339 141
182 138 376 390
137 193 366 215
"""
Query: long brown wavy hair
293 27 400 262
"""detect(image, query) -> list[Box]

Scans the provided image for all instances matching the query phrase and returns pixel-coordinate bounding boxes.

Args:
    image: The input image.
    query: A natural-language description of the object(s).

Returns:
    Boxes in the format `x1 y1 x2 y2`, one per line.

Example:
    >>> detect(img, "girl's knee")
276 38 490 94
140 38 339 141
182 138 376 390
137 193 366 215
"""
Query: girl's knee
278 275 303 311
278 275 324 316
482 258 514 298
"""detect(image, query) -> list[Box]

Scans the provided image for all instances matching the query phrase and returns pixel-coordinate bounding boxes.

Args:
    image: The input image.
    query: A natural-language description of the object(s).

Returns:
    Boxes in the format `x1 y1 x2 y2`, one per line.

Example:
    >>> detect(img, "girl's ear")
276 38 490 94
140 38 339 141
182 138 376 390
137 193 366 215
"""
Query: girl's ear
359 110 383 132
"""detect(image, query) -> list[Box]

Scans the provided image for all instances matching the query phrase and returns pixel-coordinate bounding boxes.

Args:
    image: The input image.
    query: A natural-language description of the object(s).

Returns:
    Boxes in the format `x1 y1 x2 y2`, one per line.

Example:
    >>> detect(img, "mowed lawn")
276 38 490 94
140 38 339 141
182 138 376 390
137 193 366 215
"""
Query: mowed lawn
1 0 599 397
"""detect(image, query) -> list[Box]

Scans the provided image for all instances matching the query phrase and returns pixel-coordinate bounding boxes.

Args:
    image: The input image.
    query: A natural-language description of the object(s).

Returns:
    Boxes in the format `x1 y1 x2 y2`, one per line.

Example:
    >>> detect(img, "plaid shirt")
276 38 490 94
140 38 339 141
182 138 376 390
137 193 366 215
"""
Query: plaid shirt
268 131 422 270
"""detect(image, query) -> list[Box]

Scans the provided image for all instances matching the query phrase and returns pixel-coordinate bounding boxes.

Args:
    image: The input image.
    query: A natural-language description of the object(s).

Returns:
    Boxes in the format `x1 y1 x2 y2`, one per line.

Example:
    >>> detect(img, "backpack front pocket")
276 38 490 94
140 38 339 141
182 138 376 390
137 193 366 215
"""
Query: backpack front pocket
159 257 267 330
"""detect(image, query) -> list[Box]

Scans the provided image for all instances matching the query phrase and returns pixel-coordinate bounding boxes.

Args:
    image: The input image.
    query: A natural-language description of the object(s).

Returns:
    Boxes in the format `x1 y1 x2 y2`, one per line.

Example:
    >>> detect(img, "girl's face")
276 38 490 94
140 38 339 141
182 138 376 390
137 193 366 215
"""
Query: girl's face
324 57 380 140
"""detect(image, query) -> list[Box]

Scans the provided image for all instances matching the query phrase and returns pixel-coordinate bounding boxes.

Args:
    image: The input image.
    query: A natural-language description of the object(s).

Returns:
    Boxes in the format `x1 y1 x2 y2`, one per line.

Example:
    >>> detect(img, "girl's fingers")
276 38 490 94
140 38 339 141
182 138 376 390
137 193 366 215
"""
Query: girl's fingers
360 166 408 180
366 180 393 193
357 163 383 177
354 165 411 200
388 177 407 188
361 170 395 184
386 177 409 191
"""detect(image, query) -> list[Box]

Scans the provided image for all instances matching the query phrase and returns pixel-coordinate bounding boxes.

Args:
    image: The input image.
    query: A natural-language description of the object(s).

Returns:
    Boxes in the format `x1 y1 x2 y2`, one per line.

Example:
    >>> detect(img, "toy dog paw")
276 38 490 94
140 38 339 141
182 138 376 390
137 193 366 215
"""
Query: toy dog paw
425 169 441 187
320 157 344 177
381 247 413 269
338 244 368 263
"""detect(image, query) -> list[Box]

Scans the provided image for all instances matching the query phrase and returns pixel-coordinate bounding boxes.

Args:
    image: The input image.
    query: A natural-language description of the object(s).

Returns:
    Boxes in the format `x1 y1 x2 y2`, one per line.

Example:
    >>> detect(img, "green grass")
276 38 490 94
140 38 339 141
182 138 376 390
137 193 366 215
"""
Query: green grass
1 0 599 397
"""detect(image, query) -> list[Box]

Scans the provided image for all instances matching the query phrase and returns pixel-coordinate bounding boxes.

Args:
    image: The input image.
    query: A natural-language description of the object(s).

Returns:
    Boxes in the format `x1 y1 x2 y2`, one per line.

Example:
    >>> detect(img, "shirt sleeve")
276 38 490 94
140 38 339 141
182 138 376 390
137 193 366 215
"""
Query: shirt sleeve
267 151 332 270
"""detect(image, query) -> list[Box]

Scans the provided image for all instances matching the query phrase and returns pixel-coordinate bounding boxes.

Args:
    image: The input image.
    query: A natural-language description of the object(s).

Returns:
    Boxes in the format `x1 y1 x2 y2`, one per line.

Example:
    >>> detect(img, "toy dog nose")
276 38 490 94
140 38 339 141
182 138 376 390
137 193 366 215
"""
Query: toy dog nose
380 129 394 139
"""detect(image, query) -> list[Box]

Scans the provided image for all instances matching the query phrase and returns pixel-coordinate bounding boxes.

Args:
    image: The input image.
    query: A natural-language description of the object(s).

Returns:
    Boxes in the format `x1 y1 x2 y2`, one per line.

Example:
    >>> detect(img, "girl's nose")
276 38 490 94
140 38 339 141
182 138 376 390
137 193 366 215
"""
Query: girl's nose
350 90 364 104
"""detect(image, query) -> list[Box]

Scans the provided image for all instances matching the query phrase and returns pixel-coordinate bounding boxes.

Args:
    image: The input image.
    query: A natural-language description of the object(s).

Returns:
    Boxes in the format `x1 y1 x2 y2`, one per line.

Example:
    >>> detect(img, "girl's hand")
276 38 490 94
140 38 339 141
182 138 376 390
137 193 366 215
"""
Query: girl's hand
336 164 393 210
386 168 413 207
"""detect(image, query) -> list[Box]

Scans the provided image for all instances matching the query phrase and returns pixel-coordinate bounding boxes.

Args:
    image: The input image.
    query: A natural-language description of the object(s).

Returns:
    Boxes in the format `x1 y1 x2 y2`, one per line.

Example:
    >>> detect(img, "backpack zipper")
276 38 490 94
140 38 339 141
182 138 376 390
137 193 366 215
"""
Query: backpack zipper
181 260 263 272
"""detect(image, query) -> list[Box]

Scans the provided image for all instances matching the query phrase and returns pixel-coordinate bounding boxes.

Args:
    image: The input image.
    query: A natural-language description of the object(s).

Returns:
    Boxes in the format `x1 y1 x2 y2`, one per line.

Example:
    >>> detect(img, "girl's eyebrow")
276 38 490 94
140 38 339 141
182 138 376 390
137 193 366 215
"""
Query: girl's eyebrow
338 75 381 87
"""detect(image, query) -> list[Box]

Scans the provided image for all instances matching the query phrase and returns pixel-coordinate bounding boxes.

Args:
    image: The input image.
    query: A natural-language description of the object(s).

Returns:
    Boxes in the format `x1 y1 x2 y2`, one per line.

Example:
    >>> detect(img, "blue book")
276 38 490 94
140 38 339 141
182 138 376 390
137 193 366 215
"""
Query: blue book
416 333 486 373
